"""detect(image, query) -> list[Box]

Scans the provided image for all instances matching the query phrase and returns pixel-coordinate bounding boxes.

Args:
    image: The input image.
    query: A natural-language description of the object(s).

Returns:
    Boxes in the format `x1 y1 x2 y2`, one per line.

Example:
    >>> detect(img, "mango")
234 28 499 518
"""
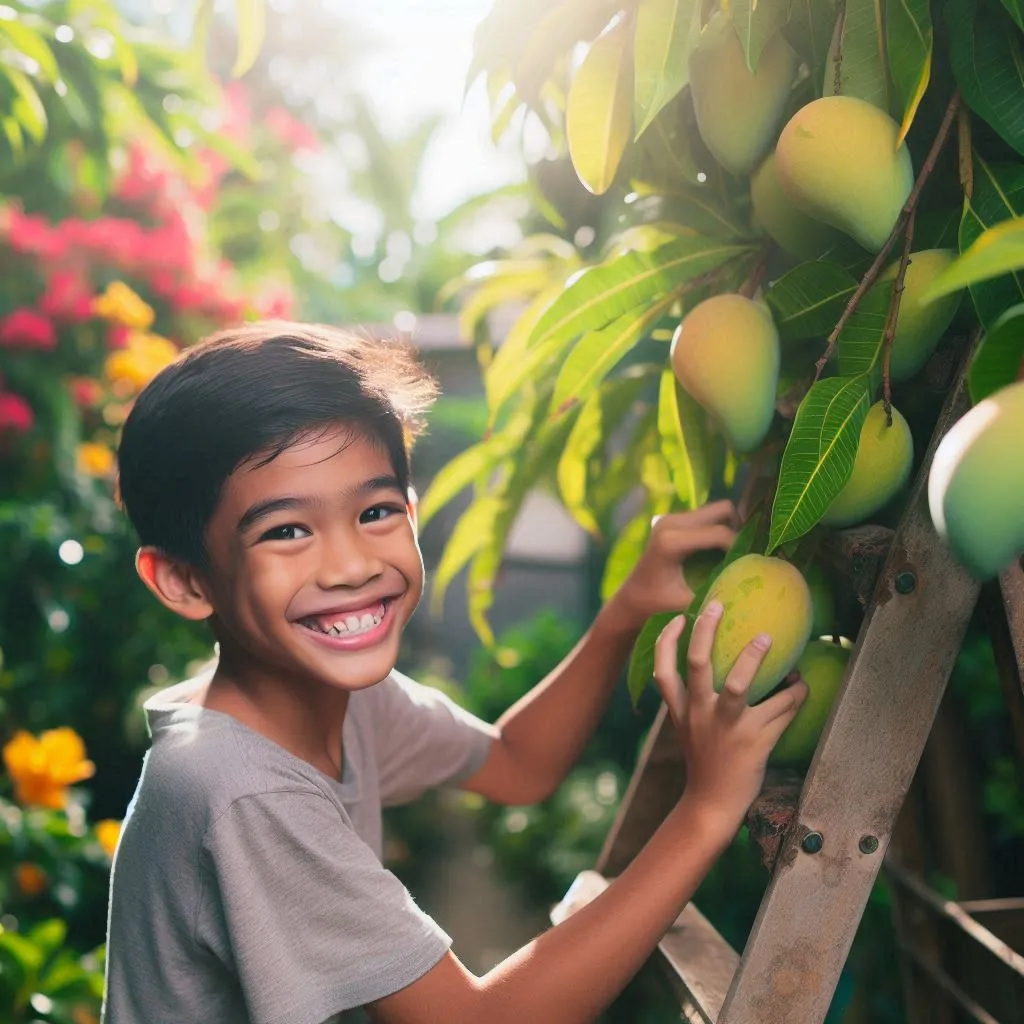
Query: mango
775 96 914 252
770 637 852 768
873 250 963 381
928 380 1024 579
821 401 914 527
689 13 798 176
698 554 814 704
670 293 780 452
750 152 842 259
805 564 836 636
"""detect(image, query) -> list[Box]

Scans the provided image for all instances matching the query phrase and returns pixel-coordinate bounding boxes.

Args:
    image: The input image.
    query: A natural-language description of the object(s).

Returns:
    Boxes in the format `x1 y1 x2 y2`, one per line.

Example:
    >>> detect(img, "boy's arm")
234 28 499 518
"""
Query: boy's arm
368 606 808 1024
459 501 738 806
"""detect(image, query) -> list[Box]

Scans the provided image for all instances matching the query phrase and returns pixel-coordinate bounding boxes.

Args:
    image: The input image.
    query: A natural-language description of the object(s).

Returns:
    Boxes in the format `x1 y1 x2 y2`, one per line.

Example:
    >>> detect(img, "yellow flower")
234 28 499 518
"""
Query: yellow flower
76 441 115 477
15 862 47 896
95 818 122 857
2 727 96 809
103 331 179 391
92 281 155 330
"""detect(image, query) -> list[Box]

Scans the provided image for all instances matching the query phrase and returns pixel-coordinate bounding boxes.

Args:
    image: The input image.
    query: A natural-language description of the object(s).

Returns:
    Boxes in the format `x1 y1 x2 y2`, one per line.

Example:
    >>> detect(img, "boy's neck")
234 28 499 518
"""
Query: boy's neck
198 658 351 782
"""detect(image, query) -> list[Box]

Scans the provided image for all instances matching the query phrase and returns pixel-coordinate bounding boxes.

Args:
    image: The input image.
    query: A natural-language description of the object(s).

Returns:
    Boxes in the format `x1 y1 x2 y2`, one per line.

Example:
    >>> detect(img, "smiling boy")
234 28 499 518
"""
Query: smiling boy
102 321 806 1024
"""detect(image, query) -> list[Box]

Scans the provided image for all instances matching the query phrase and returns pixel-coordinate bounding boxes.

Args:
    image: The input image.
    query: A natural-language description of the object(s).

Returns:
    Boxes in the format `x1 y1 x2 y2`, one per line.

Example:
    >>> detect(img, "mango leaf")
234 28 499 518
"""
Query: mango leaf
947 0 1024 158
566 17 633 195
0 20 59 82
557 369 655 536
634 0 699 137
921 216 1024 300
232 0 266 77
549 289 679 418
886 0 933 144
730 0 793 72
601 506 656 605
766 261 859 341
528 237 752 352
630 98 705 189
1000 0 1024 30
968 303 1024 402
785 0 837 83
768 373 873 552
626 512 762 705
836 275 892 377
430 494 507 613
657 368 712 507
824 0 889 110
957 158 1024 327
1 65 46 142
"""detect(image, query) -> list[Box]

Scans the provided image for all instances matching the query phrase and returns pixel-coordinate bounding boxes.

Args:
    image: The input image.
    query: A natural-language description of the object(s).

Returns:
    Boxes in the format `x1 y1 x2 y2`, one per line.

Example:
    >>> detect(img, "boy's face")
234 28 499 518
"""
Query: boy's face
199 426 423 694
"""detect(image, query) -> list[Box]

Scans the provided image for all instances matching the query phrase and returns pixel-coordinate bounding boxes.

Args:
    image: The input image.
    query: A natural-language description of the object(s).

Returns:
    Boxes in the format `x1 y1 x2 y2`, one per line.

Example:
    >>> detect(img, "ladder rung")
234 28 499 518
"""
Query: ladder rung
550 870 738 1023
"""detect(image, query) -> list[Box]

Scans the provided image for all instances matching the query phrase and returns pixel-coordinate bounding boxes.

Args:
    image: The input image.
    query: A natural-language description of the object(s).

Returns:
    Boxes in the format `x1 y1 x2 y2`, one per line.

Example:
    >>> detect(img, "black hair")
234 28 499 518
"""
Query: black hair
116 320 438 566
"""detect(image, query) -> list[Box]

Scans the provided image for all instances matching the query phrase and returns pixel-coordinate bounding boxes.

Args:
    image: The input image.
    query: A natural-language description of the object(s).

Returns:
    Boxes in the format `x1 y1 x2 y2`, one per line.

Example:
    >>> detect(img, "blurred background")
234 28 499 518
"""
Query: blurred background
0 3 1018 1022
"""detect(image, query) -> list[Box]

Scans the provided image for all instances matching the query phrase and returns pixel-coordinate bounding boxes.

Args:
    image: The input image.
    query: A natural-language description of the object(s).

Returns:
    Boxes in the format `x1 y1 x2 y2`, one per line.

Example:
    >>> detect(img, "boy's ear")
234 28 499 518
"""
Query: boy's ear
406 486 418 532
136 548 214 621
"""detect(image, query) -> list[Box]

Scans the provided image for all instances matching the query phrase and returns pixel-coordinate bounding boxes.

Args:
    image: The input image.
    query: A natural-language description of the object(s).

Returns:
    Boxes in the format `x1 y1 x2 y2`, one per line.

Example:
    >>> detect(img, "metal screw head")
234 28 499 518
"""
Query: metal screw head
895 570 916 594
858 834 880 854
801 831 824 854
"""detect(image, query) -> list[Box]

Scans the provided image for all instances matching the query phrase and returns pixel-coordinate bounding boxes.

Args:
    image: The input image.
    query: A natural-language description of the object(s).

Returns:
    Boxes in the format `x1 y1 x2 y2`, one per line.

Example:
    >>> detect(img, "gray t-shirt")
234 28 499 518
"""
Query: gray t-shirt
101 667 497 1024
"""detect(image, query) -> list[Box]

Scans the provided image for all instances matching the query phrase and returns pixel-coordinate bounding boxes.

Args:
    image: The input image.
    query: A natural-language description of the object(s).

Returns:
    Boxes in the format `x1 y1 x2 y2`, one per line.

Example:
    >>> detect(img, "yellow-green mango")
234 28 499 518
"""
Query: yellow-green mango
670 293 780 452
750 153 842 259
805 564 836 636
775 96 914 252
698 554 814 704
770 637 851 768
928 380 1024 579
873 250 963 381
821 401 914 527
689 13 798 176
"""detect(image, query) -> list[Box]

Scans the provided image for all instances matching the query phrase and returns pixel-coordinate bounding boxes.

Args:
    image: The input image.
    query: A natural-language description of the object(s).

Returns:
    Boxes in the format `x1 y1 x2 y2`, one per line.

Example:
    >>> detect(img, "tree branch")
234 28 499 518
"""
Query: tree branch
882 204 917 420
813 91 962 383
738 241 775 299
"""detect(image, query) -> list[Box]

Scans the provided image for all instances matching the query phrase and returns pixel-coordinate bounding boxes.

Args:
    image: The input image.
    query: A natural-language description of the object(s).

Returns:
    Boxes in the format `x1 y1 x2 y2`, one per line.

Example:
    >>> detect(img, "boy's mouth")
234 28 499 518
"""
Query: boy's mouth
298 599 389 639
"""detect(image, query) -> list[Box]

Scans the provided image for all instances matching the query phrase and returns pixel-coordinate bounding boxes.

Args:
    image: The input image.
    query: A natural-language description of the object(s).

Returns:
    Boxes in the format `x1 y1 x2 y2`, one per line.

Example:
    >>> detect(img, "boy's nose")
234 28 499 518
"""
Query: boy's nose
315 535 386 591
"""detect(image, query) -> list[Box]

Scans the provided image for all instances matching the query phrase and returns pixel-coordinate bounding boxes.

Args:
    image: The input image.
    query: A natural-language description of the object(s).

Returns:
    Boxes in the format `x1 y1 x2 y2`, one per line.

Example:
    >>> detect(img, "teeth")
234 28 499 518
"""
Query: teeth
344 615 361 631
304 602 385 638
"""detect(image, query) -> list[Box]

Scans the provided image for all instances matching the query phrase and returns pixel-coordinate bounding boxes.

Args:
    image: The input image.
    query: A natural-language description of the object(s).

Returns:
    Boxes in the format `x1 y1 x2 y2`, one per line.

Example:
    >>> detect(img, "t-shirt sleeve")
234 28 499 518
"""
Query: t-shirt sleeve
200 789 451 1024
374 671 499 806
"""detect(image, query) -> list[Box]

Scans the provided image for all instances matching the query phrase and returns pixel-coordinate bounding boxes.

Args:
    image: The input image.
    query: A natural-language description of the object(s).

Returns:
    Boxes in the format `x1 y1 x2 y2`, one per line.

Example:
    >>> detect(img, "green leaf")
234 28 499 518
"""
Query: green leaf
836 274 892 377
557 369 654 535
657 368 711 507
765 260 859 341
768 373 873 552
549 290 678 418
430 495 506 611
1 65 46 142
1000 0 1024 30
232 0 266 78
958 158 1024 327
785 0 837 84
528 237 751 352
886 0 933 144
0 21 59 82
947 0 1024 158
566 17 633 195
601 506 655 604
626 512 762 705
824 0 889 110
968 303 1024 402
634 0 698 137
730 0 793 71
921 216 1024 300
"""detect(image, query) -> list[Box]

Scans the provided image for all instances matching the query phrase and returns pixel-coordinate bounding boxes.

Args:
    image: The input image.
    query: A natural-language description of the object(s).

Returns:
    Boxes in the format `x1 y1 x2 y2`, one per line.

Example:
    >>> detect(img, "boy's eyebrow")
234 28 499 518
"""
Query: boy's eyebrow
237 474 405 534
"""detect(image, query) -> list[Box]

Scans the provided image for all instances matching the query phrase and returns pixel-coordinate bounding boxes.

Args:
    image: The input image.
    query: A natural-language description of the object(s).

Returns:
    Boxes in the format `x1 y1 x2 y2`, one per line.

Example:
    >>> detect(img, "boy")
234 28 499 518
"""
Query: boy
103 321 806 1024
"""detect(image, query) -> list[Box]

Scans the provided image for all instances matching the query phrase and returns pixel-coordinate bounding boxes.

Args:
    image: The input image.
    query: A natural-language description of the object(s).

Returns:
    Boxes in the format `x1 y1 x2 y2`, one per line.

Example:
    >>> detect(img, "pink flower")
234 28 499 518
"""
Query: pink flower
69 377 102 407
4 209 66 261
265 106 319 152
0 392 33 433
40 270 94 323
0 309 57 350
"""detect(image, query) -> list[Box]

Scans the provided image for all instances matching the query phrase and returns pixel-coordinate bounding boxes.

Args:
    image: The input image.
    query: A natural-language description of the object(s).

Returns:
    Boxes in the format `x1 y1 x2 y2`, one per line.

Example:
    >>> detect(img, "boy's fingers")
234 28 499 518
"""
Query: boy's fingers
755 678 810 730
652 524 738 561
717 634 772 720
651 499 738 533
653 615 688 725
685 601 722 704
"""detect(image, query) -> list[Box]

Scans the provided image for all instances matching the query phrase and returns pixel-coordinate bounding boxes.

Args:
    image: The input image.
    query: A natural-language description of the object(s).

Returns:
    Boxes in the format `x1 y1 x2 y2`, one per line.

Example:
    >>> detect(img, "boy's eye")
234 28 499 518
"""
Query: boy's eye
259 524 311 542
360 504 404 524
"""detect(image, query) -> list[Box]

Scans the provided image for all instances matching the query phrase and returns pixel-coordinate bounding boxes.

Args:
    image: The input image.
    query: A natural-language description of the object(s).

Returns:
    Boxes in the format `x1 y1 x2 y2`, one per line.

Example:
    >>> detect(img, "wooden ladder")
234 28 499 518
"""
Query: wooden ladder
550 348 1024 1023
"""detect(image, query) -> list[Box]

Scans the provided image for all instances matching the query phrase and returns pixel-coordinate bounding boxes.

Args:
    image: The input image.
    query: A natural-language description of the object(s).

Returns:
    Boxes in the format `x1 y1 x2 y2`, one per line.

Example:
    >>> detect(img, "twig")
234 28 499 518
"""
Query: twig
738 241 775 299
881 204 917 419
813 91 962 382
831 0 847 96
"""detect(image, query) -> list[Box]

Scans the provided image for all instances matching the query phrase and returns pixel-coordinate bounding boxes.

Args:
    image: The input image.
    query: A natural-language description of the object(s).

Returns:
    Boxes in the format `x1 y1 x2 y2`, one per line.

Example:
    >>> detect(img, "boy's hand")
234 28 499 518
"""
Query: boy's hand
606 500 739 631
653 603 808 830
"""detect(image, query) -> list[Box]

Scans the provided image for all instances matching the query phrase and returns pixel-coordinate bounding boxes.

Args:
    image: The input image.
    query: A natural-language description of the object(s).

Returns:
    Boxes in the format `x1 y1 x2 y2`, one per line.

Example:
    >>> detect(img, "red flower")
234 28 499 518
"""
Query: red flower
69 377 102 407
0 392 33 433
4 208 66 261
0 309 57 350
107 324 131 349
40 270 94 323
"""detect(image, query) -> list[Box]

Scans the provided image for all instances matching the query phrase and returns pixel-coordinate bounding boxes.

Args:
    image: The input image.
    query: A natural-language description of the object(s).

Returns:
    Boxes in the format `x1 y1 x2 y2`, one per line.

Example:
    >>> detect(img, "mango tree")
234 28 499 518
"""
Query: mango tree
421 0 1024 720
